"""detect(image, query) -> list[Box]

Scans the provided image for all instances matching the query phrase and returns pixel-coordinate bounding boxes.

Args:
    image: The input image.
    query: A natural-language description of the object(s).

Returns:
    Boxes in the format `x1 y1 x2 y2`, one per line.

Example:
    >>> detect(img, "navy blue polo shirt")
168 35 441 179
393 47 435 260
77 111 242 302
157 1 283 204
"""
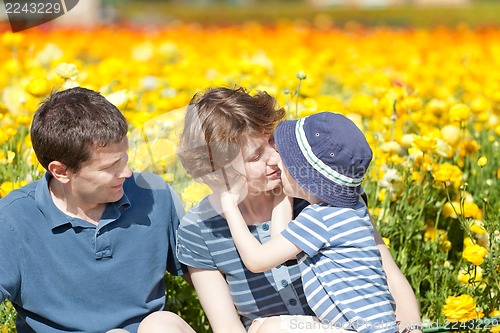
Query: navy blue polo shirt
0 172 186 333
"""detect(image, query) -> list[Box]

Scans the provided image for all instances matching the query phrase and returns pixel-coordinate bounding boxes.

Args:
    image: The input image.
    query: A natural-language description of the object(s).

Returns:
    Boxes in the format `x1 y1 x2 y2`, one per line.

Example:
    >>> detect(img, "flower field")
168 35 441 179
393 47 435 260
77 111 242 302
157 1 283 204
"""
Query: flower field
1 19 499 332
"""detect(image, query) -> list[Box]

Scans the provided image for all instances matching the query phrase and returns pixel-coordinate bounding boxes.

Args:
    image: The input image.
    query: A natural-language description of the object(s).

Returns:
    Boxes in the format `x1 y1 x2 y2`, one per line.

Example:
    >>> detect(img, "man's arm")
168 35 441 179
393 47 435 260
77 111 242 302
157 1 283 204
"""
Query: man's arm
221 194 301 273
0 218 22 303
188 267 246 333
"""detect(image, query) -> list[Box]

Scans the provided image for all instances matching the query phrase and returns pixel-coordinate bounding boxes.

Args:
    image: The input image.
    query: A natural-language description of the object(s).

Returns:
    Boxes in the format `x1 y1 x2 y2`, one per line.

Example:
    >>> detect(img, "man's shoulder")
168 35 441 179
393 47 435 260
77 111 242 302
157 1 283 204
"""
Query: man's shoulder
0 181 38 213
125 172 169 191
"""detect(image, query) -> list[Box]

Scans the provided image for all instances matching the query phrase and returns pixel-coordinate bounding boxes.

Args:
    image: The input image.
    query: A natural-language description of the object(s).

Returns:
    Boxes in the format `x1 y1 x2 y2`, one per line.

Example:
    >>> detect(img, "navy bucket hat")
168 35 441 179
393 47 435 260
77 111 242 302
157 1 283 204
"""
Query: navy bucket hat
274 112 372 208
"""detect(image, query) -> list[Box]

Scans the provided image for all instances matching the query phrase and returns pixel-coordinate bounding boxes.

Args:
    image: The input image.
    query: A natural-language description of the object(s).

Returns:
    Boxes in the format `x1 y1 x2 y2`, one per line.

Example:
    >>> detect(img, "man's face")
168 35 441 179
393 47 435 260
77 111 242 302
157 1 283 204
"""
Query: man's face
66 137 133 209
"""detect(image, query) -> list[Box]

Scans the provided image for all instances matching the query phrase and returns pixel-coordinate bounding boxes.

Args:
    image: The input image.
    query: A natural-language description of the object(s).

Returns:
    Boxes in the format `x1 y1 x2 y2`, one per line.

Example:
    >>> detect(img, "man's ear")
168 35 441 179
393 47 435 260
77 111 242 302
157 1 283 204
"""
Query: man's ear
47 161 71 184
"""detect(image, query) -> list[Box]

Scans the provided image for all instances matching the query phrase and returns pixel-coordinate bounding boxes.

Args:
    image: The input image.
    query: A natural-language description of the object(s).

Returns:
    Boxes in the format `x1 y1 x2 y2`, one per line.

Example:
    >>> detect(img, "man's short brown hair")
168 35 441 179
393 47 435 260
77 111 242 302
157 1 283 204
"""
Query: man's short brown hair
31 87 128 172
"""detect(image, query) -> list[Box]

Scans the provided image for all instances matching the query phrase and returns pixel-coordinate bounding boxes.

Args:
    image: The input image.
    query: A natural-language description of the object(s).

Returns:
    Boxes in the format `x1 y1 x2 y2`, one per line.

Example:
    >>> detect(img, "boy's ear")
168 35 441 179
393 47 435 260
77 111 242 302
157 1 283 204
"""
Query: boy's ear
47 161 71 184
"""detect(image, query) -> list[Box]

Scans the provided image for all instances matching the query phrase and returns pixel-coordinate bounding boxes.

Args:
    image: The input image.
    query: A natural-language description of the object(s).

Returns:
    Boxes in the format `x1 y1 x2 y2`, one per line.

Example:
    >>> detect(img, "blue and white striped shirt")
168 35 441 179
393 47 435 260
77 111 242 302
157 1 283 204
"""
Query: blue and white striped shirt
282 201 398 333
176 197 315 329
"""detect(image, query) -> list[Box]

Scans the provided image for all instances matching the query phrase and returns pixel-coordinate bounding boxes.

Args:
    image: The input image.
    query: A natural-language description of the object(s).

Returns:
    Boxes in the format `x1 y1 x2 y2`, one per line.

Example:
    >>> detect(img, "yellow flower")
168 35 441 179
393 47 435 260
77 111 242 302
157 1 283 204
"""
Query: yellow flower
433 167 451 182
25 77 51 97
469 220 486 234
1 31 23 47
0 181 28 197
382 237 390 249
400 134 415 147
441 125 461 146
413 135 436 153
442 294 484 322
449 103 471 122
477 156 487 168
443 201 482 219
181 182 212 209
458 266 482 284
432 163 462 187
349 93 374 118
377 188 387 202
55 63 79 80
463 237 474 248
380 141 401 155
463 202 482 219
129 138 176 173
424 224 451 251
426 98 448 115
462 244 488 266
104 89 131 109
490 313 500 333
7 151 15 164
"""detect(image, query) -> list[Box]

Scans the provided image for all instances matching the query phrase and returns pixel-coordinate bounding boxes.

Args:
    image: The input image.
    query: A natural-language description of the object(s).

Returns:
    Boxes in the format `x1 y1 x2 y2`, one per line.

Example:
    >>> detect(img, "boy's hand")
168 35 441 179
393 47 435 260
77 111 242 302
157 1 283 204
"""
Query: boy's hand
219 170 248 209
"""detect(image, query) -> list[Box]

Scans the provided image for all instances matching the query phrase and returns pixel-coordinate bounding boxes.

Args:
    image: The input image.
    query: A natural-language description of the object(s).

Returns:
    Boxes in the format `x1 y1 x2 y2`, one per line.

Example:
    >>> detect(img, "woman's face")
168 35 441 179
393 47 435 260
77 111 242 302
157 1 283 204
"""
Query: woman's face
239 133 282 196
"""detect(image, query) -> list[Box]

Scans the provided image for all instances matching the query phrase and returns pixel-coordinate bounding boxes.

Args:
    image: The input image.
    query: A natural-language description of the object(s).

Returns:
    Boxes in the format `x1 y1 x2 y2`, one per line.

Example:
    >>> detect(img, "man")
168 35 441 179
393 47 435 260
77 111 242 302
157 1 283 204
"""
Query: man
0 87 194 333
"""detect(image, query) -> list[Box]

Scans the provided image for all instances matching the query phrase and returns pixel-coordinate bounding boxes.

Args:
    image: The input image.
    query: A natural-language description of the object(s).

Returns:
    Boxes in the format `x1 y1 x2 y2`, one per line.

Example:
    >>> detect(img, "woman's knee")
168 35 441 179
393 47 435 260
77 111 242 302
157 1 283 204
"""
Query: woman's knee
138 311 194 333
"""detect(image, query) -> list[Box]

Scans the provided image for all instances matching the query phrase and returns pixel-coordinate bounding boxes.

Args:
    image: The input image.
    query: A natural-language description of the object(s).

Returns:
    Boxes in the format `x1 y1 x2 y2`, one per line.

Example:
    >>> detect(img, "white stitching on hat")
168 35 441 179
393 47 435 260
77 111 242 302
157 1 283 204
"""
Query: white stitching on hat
295 117 363 187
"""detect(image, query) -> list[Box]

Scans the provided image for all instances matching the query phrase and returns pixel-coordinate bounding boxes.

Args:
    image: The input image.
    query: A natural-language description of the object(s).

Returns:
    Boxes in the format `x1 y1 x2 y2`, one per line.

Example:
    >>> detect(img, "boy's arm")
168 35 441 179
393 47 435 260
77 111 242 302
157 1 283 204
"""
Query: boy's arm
221 194 301 273
270 191 293 237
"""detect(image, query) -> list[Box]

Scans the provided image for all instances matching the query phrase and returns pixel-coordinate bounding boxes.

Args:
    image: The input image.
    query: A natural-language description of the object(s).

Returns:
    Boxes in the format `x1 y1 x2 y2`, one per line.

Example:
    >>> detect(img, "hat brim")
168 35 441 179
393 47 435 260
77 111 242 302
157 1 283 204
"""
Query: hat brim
275 119 360 208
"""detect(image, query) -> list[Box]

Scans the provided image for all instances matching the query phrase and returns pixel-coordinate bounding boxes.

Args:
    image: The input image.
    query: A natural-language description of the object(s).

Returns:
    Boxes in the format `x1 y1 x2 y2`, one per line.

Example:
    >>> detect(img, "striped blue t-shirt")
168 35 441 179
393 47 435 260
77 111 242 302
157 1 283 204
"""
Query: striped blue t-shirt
176 196 315 329
282 201 398 333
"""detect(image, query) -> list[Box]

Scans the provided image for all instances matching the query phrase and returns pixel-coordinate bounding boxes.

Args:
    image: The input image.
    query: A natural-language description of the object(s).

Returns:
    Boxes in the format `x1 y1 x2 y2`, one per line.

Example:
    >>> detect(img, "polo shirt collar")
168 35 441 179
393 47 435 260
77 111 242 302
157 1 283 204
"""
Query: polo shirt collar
35 173 131 230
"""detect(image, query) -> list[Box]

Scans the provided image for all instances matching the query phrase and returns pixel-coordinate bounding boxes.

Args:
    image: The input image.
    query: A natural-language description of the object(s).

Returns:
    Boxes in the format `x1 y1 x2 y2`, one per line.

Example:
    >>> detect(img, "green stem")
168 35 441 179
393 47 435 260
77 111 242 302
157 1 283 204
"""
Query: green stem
295 79 302 119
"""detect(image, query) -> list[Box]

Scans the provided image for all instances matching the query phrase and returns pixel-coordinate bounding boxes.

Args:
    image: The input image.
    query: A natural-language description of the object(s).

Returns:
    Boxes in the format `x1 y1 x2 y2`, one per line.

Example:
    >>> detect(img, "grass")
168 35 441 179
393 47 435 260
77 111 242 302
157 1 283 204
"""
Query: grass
115 1 500 27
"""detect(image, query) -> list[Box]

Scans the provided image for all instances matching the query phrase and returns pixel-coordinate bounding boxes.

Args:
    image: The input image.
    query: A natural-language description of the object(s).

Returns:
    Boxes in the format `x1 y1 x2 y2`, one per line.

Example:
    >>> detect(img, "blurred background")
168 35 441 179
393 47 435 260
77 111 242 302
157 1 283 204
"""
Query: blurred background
2 0 500 28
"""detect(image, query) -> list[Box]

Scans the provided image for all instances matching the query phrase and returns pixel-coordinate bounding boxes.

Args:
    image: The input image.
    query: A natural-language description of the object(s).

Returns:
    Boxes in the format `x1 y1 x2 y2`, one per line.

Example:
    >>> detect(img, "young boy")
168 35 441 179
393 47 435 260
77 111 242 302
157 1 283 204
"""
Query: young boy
221 112 399 333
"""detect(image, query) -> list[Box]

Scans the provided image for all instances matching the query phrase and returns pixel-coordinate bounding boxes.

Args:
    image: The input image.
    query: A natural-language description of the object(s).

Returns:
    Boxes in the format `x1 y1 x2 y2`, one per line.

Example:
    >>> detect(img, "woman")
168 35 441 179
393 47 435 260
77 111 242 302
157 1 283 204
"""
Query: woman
141 87 421 333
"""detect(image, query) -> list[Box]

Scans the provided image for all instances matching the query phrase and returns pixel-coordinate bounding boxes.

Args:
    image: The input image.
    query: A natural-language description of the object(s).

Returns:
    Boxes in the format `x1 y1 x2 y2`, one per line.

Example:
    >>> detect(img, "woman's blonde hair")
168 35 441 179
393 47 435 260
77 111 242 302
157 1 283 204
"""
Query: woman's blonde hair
178 87 285 183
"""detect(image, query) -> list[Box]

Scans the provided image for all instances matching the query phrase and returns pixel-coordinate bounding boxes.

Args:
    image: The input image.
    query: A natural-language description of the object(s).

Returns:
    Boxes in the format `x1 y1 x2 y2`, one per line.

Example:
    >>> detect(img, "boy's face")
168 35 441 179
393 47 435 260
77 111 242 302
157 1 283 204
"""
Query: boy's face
66 137 133 209
277 159 310 200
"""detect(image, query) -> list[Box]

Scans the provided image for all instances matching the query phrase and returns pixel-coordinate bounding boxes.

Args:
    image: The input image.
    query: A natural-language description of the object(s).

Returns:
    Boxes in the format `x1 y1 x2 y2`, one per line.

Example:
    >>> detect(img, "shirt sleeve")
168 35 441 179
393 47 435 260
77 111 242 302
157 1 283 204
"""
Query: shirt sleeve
176 213 217 270
165 185 188 277
281 206 328 257
0 218 23 302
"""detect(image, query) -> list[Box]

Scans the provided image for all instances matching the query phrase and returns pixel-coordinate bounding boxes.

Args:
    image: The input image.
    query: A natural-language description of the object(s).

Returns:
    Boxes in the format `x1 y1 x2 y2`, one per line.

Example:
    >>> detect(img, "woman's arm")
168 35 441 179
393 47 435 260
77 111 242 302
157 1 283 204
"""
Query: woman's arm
189 266 246 333
373 228 422 332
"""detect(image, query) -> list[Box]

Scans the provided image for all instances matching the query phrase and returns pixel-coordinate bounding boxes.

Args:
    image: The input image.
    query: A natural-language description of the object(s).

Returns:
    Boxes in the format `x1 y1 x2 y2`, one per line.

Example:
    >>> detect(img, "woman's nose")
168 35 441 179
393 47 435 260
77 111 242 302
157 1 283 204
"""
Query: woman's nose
267 146 281 165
